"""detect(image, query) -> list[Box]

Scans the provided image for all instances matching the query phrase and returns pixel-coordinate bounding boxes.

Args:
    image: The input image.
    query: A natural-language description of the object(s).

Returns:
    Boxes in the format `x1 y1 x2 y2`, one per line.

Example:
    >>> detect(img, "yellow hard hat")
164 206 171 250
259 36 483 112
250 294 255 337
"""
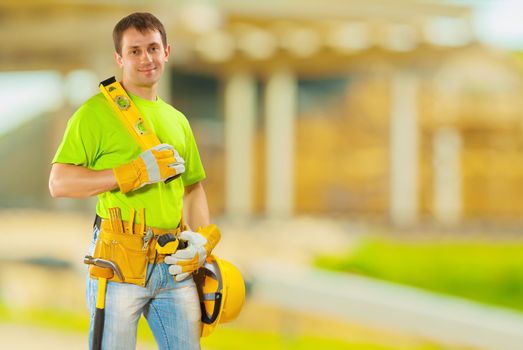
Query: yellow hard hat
194 255 246 337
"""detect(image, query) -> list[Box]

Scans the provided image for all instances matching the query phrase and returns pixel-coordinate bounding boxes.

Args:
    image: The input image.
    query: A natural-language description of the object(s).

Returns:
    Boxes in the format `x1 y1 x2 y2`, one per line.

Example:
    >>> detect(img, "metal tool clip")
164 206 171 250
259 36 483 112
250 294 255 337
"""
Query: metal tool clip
142 227 154 251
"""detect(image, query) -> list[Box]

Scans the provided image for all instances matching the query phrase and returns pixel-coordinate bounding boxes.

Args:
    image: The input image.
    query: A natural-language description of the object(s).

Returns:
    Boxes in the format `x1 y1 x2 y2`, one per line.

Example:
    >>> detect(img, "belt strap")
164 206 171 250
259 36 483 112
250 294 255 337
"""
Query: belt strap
99 218 178 237
93 214 102 230
99 77 161 151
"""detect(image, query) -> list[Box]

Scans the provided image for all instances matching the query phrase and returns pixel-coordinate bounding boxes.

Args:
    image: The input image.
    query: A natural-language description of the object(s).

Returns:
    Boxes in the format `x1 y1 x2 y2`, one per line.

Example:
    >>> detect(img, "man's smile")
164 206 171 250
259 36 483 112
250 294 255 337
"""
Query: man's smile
138 66 156 73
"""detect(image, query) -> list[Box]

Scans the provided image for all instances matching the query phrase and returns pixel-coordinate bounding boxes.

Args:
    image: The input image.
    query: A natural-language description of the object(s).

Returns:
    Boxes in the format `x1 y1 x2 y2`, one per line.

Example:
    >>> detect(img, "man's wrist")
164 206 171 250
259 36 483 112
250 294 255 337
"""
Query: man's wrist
197 224 221 254
113 162 139 193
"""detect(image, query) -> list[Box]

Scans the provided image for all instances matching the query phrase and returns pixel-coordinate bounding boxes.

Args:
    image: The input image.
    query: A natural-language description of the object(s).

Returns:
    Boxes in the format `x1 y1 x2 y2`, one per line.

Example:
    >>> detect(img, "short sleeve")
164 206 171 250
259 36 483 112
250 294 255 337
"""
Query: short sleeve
180 118 206 186
52 105 100 168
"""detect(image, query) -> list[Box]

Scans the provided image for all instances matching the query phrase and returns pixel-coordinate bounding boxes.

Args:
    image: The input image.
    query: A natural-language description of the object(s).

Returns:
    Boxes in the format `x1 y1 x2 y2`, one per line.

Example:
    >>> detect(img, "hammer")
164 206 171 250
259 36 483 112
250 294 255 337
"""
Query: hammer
84 255 124 350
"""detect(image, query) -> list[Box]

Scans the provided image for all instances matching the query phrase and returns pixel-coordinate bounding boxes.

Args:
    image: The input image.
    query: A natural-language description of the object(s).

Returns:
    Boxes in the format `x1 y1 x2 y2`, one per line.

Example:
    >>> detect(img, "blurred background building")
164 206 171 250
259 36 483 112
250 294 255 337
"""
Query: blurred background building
2 0 523 228
2 1 523 349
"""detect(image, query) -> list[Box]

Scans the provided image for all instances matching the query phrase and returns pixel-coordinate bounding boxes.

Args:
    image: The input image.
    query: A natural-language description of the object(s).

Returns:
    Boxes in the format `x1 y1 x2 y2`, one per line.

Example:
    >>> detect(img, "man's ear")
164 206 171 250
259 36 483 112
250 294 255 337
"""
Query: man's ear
164 44 171 62
114 52 123 67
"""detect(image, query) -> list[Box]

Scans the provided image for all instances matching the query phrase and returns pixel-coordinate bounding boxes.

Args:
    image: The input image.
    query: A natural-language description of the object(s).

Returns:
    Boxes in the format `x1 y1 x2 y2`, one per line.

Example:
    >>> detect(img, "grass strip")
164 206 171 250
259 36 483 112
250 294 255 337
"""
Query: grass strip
316 238 523 312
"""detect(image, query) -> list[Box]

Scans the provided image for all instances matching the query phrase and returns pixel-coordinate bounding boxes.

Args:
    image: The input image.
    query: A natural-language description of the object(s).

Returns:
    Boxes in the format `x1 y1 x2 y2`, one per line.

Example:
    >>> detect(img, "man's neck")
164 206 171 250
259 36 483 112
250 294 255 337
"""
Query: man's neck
121 81 157 101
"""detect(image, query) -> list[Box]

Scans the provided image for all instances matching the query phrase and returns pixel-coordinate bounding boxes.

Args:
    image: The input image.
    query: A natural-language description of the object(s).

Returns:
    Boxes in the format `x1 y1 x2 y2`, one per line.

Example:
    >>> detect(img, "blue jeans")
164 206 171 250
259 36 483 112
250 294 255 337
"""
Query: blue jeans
86 228 201 350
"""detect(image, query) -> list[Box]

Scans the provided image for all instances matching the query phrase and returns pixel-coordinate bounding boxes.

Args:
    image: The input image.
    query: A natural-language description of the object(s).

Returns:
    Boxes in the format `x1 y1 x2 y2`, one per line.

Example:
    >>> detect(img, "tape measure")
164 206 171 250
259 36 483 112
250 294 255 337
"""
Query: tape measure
156 233 188 255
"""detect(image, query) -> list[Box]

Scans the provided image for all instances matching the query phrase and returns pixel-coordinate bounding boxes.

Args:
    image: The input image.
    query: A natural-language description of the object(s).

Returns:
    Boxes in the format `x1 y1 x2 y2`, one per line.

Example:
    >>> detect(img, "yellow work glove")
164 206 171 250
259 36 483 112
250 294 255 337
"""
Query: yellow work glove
164 224 221 281
113 143 185 194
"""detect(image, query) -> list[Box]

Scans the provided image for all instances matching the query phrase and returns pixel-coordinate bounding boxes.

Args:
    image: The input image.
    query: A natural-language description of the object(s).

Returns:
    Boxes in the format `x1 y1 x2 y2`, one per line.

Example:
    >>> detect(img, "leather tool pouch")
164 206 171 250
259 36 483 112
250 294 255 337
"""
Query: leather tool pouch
90 209 186 286
92 228 149 286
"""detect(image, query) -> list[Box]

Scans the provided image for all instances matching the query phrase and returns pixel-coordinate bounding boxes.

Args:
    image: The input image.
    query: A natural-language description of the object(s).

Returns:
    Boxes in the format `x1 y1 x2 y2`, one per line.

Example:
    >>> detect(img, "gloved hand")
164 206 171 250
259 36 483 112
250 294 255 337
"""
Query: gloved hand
164 224 221 281
113 143 185 193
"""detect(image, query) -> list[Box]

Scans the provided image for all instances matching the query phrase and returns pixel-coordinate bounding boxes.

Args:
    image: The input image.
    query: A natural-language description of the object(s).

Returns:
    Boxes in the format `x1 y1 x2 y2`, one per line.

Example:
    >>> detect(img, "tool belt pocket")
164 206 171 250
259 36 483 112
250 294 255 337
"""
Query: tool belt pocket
92 229 148 286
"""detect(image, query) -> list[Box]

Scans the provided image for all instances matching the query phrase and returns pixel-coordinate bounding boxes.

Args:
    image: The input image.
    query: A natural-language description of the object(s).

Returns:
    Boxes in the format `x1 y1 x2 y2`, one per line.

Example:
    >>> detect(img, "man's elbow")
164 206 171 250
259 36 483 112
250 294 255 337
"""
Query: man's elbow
48 166 68 198
48 175 63 198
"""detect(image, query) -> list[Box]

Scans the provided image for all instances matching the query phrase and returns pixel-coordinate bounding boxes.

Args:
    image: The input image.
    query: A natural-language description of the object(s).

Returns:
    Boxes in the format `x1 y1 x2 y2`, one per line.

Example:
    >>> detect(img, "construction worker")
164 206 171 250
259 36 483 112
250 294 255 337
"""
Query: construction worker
49 12 219 350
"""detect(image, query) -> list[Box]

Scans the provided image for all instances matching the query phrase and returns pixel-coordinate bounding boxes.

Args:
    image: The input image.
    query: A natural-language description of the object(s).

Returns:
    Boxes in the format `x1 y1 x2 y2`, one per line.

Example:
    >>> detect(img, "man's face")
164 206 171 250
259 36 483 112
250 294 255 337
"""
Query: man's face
115 27 170 88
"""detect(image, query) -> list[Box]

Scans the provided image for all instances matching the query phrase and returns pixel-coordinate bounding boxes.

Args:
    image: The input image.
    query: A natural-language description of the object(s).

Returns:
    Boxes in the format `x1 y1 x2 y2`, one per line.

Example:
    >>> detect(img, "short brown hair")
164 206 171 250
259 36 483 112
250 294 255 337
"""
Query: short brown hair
113 12 167 54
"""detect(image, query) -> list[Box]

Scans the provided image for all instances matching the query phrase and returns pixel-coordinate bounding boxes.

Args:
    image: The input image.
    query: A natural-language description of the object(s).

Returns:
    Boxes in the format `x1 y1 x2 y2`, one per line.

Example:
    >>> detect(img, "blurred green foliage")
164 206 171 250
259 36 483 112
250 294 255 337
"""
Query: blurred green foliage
315 238 523 312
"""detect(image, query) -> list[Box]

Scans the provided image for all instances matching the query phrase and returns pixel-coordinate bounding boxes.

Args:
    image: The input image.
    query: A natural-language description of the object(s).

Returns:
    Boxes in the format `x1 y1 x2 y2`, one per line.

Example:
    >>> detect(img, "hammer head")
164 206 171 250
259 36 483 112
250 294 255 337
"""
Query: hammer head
84 255 124 281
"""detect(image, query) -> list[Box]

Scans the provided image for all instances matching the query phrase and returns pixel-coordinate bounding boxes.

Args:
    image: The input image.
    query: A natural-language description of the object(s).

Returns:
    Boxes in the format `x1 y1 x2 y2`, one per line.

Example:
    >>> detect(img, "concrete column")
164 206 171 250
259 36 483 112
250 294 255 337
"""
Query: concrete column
433 128 462 225
224 72 257 219
389 72 419 226
264 69 297 218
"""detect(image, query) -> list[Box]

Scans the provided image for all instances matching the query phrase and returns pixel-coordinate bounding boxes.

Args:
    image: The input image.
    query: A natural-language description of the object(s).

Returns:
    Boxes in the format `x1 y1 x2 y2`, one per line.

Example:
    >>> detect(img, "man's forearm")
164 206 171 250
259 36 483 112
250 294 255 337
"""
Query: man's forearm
183 182 210 229
49 163 118 198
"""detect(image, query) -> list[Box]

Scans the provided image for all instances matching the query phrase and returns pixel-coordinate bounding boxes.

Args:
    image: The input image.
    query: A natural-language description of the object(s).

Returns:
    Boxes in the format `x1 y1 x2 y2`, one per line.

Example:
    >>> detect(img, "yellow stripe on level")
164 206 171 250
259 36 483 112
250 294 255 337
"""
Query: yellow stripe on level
99 78 160 151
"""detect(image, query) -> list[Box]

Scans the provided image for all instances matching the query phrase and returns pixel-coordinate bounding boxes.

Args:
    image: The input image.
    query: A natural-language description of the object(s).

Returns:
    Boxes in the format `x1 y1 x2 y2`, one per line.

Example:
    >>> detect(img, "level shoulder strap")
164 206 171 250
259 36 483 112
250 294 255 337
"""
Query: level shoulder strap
99 76 160 151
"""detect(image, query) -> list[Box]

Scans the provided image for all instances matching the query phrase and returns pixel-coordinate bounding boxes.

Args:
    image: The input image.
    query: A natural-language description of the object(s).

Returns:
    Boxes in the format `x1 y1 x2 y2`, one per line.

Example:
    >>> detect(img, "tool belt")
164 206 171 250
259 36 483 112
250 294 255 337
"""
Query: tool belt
91 210 184 286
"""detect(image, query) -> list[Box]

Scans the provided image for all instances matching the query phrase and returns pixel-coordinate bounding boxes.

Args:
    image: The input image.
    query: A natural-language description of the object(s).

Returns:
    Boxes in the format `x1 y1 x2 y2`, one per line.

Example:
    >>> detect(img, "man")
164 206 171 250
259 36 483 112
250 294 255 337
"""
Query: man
49 12 218 350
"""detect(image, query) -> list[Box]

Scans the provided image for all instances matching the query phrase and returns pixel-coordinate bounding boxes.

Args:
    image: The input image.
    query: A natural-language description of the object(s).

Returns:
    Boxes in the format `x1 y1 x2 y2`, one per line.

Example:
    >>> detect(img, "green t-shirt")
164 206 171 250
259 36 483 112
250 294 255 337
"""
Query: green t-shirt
53 92 206 229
